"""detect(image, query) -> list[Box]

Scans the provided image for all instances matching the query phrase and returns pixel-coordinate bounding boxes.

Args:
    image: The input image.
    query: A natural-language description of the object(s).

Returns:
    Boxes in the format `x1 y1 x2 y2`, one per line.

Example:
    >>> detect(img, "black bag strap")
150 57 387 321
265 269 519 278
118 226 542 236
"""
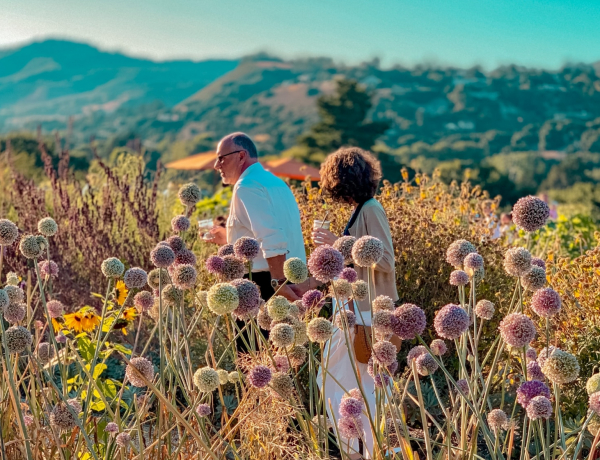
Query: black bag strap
343 200 368 236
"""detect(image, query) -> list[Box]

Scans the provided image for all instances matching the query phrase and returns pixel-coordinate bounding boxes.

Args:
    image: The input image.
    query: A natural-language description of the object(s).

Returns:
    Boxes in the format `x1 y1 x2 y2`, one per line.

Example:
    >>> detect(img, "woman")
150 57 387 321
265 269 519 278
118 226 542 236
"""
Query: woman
313 147 399 459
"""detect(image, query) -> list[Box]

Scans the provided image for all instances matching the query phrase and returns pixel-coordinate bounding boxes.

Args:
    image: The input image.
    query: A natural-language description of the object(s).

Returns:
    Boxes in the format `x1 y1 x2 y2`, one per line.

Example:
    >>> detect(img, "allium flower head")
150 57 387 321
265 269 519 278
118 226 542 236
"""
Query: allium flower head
207 283 239 315
446 239 477 268
373 340 397 366
407 345 428 362
147 268 169 290
233 236 260 261
373 295 395 312
230 279 260 320
504 247 532 277
67 399 82 414
351 280 368 301
308 245 344 283
335 310 356 330
333 236 356 263
307 317 333 343
228 371 240 383
455 379 469 396
5 285 24 304
284 257 308 284
464 252 484 274
590 393 600 414
287 345 308 367
339 397 363 418
352 235 384 267
526 396 553 420
339 267 358 283
39 260 59 278
56 332 67 344
38 217 58 236
434 304 470 340
270 372 294 399
302 289 324 311
19 235 43 259
474 300 495 320
247 365 272 388
272 355 290 373
371 310 394 332
193 367 220 392
205 255 224 275
450 270 469 286
6 272 19 286
0 219 18 246
196 404 212 417
162 284 184 308
178 183 202 206
498 313 536 348
0 289 7 310
134 291 154 313
166 235 185 253
338 416 363 439
541 349 580 384
105 422 119 434
172 264 197 290
123 267 148 289
126 357 155 387
530 288 561 318
4 303 25 324
171 215 191 233
522 266 546 292
270 323 296 348
430 339 447 356
487 409 508 432
538 346 557 368
526 347 537 361
175 249 196 266
221 255 246 281
5 326 32 353
332 279 352 300
513 196 550 232
217 244 234 257
415 353 438 376
116 432 131 448
393 303 426 340
517 380 551 408
99 257 124 278
288 301 300 317
150 245 175 268
587 374 600 395
37 342 55 363
50 403 77 430
527 361 545 381
267 296 291 321
217 369 229 385
531 257 546 270
257 307 273 330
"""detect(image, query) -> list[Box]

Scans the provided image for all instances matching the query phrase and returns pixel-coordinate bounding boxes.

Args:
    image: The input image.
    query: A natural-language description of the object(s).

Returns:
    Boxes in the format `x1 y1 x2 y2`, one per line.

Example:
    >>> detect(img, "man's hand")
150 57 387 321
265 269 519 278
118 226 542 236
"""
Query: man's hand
204 226 227 245
276 284 301 302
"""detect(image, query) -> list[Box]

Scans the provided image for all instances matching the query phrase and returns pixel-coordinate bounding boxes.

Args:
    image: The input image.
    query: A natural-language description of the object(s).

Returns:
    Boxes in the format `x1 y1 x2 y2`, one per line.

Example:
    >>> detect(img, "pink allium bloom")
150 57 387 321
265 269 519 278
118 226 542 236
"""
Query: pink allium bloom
531 257 546 270
339 397 363 418
517 380 551 408
333 236 356 263
272 355 290 373
373 340 397 366
512 196 550 232
487 409 508 432
373 295 395 312
339 267 358 283
221 255 246 281
430 339 447 356
526 347 537 361
176 249 197 266
46 300 64 318
538 346 557 368
205 255 224 275
257 307 273 331
23 415 34 427
407 345 428 362
171 215 190 234
56 332 67 344
352 236 384 267
116 432 131 448
334 310 356 330
124 267 148 289
526 396 553 420
150 245 175 268
125 357 155 387
4 303 25 324
504 247 532 277
344 388 364 405
498 313 536 348
196 403 212 417
217 244 234 257
367 357 395 387
247 365 272 388
522 266 546 292
39 260 59 278
474 300 495 320
166 235 185 253
308 245 344 283
134 291 154 313
230 279 260 321
105 422 119 434
302 289 325 311
233 236 260 261
527 361 545 381
464 253 484 271
372 310 394 334
172 264 197 290
446 240 477 268
392 303 426 340
589 393 600 414
455 379 469 395
450 270 469 286
434 304 470 340
415 353 438 376
530 288 561 318
338 416 363 439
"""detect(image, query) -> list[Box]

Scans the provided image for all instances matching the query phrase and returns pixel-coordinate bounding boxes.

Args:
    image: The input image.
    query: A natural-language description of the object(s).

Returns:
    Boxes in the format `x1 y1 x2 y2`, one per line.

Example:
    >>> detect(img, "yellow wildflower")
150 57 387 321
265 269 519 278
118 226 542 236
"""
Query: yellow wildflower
114 280 128 306
64 307 100 333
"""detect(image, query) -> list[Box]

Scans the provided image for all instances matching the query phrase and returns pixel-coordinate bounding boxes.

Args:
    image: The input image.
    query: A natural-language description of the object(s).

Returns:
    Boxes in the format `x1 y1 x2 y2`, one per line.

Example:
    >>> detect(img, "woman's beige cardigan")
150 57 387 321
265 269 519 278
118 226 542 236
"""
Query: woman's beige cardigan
347 198 399 313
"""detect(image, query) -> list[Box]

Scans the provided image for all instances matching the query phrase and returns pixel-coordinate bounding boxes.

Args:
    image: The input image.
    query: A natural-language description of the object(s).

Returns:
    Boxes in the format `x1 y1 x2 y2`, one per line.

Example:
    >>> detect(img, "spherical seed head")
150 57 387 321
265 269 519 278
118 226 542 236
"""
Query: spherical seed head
407 345 428 362
333 236 357 263
132 291 153 314
339 267 358 283
230 278 260 320
5 326 32 354
590 393 600 413
39 260 59 278
67 398 82 414
372 310 394 334
151 245 175 268
267 296 291 321
587 374 600 396
217 244 234 257
4 303 25 324
257 306 273 330
288 301 300 317
172 264 197 290
504 247 532 277
531 257 546 270
338 416 364 439
527 361 545 381
100 258 124 279
38 217 58 236
272 355 290 373
162 284 184 308
19 235 43 259
126 357 155 387
205 255 224 275
196 403 212 417
415 353 438 376
307 318 333 343
207 283 239 315
308 245 344 283
373 340 397 366
526 396 553 420
393 303 426 340
270 372 294 399
446 239 477 268
0 219 18 246
352 235 384 267
538 346 557 368
248 365 272 388
217 369 229 385
450 270 469 286
517 380 551 408
513 196 550 232
464 252 484 273
50 403 77 430
456 379 469 395
221 255 246 281
331 279 352 300
233 236 260 261
474 300 495 320
373 295 395 312
37 342 55 363
530 288 561 318
339 397 363 418
175 249 196 266
105 422 119 434
430 339 448 356
541 349 580 384
498 313 536 348
283 257 308 284
171 215 191 233
526 347 537 361
56 332 67 344
6 272 19 286
270 323 296 348
302 290 324 311
193 367 220 392
487 409 508 432
434 304 470 340
166 235 185 254
147 268 169 290
228 371 240 383
116 432 131 448
522 266 547 292
351 280 368 301
178 182 202 206
5 285 24 305
288 345 308 367
334 310 356 330
123 267 147 290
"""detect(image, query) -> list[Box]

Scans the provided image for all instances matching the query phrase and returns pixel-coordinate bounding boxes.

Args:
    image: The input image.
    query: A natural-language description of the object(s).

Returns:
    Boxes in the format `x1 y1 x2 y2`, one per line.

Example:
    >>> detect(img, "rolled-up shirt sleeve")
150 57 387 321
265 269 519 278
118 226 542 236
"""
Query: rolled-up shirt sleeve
237 185 288 259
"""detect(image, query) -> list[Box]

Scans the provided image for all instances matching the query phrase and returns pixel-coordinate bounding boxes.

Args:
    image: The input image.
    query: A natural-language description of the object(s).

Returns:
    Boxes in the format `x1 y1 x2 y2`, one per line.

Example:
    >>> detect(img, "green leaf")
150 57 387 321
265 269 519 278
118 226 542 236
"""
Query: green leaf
92 363 107 380
112 344 132 355
77 336 95 362
90 400 106 411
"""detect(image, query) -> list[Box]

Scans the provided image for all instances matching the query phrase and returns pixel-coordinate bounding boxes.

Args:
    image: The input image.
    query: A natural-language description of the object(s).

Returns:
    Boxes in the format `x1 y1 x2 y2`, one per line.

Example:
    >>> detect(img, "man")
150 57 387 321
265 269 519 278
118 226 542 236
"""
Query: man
206 132 305 301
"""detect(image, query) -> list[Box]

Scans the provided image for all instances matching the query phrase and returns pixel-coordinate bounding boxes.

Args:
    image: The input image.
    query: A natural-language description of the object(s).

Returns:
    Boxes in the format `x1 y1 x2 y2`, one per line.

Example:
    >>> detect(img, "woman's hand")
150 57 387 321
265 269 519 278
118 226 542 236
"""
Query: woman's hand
203 226 227 245
312 228 338 246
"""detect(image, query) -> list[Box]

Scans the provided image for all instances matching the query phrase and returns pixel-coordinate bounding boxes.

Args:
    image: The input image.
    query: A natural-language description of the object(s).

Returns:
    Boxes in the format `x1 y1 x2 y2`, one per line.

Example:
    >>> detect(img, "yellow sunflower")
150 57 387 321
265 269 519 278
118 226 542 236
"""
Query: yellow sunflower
63 311 85 333
121 307 137 322
64 307 101 333
114 280 129 306
51 317 64 332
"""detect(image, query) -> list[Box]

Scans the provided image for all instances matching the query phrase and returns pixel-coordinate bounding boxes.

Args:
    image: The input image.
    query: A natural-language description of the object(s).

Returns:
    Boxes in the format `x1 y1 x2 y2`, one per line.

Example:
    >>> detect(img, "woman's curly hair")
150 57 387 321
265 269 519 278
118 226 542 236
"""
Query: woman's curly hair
319 147 382 203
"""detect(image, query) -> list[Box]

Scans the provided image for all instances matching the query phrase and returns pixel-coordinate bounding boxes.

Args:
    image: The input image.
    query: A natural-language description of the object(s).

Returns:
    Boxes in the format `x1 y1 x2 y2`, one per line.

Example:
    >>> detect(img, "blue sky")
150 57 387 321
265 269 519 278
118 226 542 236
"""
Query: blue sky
2 0 600 69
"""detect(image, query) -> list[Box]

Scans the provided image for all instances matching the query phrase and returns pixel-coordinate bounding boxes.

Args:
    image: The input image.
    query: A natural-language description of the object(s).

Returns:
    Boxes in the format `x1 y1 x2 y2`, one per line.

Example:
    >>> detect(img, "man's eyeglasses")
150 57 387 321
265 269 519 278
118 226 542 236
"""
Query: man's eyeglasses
215 150 243 164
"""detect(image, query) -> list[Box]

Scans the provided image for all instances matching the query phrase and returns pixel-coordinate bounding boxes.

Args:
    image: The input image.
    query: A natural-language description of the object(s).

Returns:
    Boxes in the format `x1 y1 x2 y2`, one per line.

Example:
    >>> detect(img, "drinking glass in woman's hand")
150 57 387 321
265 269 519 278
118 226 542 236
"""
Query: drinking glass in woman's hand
311 228 338 246
204 226 227 245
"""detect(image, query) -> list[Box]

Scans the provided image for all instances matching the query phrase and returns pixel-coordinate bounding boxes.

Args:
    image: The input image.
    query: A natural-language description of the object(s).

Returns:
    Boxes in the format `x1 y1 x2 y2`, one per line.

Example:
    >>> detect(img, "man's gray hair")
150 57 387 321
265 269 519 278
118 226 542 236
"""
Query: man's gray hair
228 132 258 159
